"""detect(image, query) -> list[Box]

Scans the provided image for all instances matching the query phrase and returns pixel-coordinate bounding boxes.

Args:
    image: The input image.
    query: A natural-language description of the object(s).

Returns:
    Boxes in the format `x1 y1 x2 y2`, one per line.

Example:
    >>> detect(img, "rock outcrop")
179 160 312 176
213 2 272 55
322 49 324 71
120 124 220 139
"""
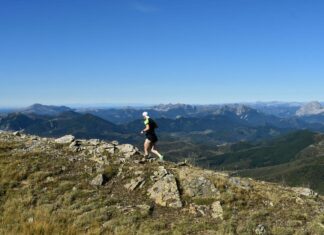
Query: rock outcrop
0 131 323 235
147 166 182 208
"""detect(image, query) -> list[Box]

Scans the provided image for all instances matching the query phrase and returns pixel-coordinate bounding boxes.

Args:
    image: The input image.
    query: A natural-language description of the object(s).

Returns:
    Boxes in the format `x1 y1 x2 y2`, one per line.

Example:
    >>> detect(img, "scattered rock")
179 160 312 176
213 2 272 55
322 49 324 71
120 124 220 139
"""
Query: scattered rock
291 187 318 198
100 143 116 154
177 161 190 167
150 166 168 181
134 170 144 175
88 139 100 146
229 177 251 190
27 217 34 223
184 176 219 198
55 135 75 144
178 168 219 198
136 204 153 215
124 176 145 191
255 224 267 235
46 176 54 182
90 155 109 165
90 174 107 186
295 197 304 205
211 201 223 220
147 172 182 208
13 131 21 136
69 140 82 151
31 136 39 140
116 144 139 158
189 204 210 217
111 140 119 145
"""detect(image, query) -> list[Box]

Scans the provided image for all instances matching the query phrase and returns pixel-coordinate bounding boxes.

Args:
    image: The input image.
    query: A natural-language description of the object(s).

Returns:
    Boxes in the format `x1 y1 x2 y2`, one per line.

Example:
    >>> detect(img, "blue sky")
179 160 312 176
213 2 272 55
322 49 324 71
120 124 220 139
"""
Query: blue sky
1 0 324 107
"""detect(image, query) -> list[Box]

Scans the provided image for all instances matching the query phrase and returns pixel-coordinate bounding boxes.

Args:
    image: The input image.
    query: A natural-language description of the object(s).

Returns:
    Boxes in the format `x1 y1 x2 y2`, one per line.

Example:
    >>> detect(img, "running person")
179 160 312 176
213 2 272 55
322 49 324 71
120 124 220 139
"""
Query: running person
141 112 164 161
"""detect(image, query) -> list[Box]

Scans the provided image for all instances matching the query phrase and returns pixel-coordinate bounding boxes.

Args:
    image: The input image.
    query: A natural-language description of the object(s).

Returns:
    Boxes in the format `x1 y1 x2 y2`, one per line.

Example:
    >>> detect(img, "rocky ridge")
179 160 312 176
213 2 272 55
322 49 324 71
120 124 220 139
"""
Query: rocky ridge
0 131 324 234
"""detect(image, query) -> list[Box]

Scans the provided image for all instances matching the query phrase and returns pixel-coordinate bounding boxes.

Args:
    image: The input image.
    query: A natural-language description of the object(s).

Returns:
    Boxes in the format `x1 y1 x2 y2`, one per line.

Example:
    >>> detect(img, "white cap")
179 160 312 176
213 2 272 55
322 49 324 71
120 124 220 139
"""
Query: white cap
142 111 148 117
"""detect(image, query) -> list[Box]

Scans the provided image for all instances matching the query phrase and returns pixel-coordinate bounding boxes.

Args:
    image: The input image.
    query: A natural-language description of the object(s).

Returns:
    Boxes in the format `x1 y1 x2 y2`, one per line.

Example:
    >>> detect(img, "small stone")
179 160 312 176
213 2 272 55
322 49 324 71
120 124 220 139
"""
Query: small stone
211 201 223 220
90 174 106 186
135 204 153 215
229 177 251 190
111 140 119 145
291 187 318 198
255 224 267 235
177 161 189 167
13 131 21 136
55 135 75 144
46 176 54 182
189 204 210 217
295 197 304 205
134 171 144 175
28 217 34 223
124 176 145 191
88 139 100 146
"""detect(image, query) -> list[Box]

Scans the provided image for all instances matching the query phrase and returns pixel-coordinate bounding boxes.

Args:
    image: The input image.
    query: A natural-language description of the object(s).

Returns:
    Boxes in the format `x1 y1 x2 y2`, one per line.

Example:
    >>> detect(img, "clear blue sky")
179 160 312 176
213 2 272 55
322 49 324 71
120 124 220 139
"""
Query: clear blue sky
1 0 324 107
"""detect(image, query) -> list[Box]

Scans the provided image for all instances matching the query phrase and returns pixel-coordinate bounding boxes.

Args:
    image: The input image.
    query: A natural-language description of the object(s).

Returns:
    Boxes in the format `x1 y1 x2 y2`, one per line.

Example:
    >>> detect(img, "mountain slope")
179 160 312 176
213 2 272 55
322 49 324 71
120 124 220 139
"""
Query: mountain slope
199 130 324 194
237 133 324 193
0 131 323 234
202 130 316 170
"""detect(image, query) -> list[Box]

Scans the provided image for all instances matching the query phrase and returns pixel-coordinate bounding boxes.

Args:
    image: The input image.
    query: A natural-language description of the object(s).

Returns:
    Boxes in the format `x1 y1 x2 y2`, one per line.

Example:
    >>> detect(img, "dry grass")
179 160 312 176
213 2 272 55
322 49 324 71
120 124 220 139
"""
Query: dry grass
0 133 324 235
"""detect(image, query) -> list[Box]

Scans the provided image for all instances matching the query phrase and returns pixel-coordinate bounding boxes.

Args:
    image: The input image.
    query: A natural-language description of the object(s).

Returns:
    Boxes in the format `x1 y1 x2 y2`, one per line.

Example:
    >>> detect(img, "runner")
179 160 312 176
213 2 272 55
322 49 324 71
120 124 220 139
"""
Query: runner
141 112 164 161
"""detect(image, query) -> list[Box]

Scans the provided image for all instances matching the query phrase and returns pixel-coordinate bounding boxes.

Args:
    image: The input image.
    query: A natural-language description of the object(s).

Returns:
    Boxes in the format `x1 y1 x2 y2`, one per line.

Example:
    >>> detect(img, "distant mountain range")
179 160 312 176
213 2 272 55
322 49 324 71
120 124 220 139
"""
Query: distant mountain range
1 103 324 193
1 103 324 143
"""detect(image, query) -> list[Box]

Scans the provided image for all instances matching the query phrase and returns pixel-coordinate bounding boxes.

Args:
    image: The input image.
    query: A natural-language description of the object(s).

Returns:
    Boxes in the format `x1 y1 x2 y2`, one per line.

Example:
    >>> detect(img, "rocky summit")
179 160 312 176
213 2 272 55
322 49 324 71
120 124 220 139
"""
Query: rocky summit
0 131 324 234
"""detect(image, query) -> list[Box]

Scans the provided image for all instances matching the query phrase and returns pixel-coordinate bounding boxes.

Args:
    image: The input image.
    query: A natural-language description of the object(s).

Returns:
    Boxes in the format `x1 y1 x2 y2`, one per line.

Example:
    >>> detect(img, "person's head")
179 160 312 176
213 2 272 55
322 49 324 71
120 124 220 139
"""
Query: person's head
142 111 149 119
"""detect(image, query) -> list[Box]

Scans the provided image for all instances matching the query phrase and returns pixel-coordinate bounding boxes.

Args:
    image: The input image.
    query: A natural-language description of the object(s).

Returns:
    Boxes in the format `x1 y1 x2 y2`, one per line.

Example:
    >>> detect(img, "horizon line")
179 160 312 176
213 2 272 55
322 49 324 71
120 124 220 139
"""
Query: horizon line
1 100 323 109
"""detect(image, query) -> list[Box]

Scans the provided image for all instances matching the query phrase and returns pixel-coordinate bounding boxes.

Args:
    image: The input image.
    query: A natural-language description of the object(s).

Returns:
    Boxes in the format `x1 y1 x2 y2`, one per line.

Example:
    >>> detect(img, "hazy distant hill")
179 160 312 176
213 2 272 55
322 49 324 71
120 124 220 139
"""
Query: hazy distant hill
248 102 302 118
18 103 74 116
296 101 324 116
0 111 125 140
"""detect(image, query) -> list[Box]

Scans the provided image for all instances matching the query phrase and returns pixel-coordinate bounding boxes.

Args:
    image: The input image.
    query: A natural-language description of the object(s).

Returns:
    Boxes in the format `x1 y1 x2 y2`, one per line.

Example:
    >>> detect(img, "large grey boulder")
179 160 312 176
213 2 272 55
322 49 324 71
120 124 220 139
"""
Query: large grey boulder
147 169 182 208
178 168 219 198
116 144 139 158
55 135 75 144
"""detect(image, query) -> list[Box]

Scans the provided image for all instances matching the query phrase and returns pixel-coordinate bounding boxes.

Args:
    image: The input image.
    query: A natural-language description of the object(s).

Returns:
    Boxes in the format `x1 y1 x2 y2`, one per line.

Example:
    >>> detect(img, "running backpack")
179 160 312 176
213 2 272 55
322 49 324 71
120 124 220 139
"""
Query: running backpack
149 118 158 129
